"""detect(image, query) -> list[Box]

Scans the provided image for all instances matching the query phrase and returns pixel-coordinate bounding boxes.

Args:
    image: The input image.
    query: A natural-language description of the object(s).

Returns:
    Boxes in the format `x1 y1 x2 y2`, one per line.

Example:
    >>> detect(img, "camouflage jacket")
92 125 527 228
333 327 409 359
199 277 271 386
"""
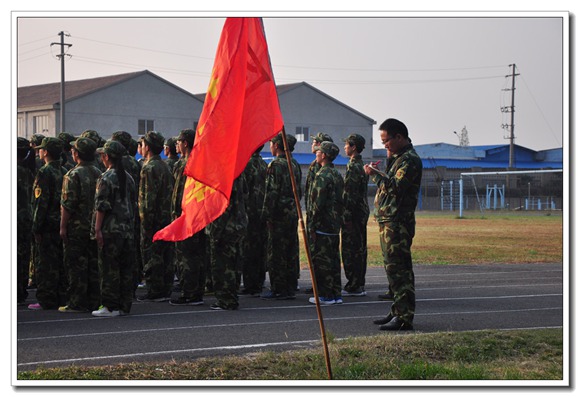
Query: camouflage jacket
92 168 137 239
343 154 369 222
139 155 174 232
206 174 248 240
165 156 179 173
372 144 422 223
307 164 344 234
262 154 300 222
32 160 65 234
243 152 267 222
61 161 102 236
170 157 187 219
122 155 141 195
17 162 34 231
304 159 319 213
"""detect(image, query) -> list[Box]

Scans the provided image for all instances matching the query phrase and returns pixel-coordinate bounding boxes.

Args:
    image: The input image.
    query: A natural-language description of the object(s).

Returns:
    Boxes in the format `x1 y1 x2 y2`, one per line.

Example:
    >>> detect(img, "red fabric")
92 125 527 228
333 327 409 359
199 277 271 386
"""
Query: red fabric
154 18 283 242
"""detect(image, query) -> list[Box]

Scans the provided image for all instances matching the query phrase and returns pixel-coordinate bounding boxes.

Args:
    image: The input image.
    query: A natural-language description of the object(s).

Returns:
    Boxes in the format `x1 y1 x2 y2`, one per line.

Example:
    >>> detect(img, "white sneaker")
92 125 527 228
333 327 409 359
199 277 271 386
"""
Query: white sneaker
92 305 120 317
308 296 335 305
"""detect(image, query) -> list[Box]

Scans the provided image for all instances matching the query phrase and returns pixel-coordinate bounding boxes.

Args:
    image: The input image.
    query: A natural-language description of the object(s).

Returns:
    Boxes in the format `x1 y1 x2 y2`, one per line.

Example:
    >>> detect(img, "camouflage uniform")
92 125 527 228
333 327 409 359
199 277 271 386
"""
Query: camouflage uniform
307 142 344 301
58 132 76 171
304 133 333 214
112 131 142 291
262 150 300 298
60 138 102 311
31 138 67 309
372 143 422 325
206 175 248 310
17 138 34 304
240 149 268 294
139 136 174 300
171 155 206 303
92 142 137 313
341 153 370 294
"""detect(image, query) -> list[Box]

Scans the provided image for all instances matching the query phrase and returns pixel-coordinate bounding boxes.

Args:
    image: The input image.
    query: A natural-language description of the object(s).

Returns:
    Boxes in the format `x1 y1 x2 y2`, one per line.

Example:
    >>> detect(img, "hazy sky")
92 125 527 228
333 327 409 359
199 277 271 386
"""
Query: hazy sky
15 11 567 151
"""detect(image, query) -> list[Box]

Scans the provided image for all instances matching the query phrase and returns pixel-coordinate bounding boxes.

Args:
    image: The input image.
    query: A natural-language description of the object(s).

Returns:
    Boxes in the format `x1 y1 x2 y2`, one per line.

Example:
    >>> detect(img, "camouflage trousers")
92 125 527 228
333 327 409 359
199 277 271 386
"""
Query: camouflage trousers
99 236 135 313
208 231 242 309
34 232 67 309
63 234 100 311
266 218 298 296
17 226 31 303
310 233 342 299
141 230 174 298
241 219 267 294
379 220 416 325
341 215 369 292
174 231 206 300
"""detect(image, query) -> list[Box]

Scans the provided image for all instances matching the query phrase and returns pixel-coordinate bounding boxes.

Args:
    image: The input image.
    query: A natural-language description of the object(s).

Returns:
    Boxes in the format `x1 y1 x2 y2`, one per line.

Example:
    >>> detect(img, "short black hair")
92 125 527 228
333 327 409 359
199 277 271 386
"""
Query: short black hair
379 118 408 139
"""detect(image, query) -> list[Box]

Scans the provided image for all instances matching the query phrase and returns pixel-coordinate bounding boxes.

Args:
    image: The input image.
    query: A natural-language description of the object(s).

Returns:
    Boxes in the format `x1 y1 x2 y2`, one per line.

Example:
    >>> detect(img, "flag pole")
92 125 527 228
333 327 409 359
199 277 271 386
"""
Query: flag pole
280 126 333 380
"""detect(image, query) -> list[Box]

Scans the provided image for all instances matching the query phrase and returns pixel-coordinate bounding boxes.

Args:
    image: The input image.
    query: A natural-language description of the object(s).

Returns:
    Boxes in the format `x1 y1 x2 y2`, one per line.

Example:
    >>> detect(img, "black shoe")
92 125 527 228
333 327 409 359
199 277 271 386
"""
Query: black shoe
169 297 204 306
378 292 393 301
304 286 314 294
379 316 413 331
373 313 394 325
137 294 170 302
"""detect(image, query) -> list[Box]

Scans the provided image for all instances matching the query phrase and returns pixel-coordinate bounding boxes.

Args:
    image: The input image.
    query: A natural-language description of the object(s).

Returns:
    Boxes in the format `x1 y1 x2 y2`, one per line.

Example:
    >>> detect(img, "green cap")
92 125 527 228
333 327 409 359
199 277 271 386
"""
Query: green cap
30 133 45 146
71 137 97 155
80 130 103 146
344 133 366 149
311 132 333 144
111 131 133 151
314 141 340 161
35 137 63 153
286 134 297 152
176 129 196 146
96 140 126 158
143 131 165 151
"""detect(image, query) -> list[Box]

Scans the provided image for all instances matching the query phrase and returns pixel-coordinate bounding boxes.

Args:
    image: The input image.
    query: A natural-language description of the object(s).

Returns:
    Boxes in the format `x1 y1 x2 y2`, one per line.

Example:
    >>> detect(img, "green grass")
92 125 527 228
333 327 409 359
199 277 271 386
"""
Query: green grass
18 329 563 381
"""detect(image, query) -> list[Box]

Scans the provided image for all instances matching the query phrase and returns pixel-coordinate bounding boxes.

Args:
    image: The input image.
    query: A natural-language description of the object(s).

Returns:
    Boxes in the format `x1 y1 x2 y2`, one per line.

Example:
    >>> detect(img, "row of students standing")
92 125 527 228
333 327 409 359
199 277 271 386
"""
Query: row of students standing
17 127 371 315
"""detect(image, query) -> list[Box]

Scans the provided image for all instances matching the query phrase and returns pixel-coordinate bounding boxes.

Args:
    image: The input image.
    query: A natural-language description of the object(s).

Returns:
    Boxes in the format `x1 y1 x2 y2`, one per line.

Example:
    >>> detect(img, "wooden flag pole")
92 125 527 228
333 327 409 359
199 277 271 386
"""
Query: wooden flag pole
280 126 333 380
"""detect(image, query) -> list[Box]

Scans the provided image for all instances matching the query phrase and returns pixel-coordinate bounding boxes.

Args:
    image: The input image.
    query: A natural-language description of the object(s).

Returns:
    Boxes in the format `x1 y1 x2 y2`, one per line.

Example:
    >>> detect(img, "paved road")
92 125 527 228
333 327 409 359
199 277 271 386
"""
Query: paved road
16 263 564 372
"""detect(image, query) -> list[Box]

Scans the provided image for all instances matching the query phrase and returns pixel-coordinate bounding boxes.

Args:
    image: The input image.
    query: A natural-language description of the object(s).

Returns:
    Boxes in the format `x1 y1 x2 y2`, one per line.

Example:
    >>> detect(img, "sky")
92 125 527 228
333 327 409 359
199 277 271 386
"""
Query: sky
14 10 568 152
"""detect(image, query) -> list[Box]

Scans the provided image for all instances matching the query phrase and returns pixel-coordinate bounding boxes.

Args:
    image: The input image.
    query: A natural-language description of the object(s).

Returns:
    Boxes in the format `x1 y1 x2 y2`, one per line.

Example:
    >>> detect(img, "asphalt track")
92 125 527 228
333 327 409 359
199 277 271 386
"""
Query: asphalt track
15 262 564 372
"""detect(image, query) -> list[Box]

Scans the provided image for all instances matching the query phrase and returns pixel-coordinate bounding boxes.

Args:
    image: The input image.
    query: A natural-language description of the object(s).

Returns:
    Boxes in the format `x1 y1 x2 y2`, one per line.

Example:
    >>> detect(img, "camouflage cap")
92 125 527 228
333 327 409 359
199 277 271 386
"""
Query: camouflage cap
270 132 284 147
176 129 196 146
35 137 63 153
71 137 97 155
286 134 297 152
164 137 177 149
143 131 165 151
344 133 366 149
314 141 340 161
96 140 126 158
111 131 133 150
80 130 102 146
30 133 46 146
58 132 76 150
311 132 333 144
17 137 30 150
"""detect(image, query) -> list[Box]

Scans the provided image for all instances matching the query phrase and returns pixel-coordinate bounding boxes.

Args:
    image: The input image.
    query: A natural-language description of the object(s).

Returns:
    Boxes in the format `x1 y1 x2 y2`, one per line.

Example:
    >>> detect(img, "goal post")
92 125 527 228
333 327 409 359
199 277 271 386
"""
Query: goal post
458 169 563 218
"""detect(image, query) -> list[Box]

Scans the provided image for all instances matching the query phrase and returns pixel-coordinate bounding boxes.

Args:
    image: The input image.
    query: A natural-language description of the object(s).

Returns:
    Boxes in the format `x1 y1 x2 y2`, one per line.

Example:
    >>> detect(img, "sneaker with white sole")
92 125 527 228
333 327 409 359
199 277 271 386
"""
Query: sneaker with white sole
308 296 335 305
91 305 120 317
341 289 367 297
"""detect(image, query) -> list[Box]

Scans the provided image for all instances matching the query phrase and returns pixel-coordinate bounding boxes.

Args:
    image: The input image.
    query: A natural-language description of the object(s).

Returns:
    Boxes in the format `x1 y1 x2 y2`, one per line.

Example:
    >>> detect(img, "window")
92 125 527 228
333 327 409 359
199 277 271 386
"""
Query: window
138 119 155 135
295 126 310 142
33 115 49 134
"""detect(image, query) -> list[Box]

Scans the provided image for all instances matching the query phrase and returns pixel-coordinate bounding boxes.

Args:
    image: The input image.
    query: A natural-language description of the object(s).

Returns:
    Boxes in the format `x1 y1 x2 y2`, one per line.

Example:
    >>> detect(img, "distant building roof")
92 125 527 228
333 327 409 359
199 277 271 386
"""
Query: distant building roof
373 143 563 170
18 70 202 109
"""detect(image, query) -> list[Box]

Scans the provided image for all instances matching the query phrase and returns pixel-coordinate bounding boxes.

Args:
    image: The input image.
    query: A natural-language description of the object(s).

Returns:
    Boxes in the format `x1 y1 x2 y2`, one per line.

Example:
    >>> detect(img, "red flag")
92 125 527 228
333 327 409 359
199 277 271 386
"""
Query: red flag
154 18 283 242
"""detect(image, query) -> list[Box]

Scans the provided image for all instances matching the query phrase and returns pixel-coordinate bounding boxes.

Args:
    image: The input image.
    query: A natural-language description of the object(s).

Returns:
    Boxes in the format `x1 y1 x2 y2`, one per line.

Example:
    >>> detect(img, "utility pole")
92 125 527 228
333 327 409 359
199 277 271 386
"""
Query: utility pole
501 64 519 168
51 32 72 133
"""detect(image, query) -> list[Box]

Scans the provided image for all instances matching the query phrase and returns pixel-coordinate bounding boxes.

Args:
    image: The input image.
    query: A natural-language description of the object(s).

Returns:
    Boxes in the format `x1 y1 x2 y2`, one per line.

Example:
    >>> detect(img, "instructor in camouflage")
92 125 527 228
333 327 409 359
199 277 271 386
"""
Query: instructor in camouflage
365 118 422 331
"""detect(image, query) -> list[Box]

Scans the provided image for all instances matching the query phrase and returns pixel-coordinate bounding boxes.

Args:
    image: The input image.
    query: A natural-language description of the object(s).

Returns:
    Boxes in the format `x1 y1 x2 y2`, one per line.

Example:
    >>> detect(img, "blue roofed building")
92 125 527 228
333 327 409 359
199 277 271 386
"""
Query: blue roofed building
372 142 563 211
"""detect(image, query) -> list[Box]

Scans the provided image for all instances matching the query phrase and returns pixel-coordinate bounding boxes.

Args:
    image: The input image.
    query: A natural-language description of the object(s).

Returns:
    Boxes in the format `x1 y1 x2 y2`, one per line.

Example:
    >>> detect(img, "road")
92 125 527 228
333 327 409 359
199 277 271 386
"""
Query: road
15 262 564 372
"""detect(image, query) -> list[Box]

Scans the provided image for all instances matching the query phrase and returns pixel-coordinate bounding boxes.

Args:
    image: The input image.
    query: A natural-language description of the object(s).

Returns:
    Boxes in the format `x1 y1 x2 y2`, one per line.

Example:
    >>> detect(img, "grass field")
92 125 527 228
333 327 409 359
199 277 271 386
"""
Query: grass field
299 211 564 267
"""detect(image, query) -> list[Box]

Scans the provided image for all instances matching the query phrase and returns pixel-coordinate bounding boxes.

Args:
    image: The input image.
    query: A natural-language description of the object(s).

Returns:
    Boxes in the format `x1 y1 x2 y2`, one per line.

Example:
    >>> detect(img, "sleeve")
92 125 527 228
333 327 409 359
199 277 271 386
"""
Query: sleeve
60 171 78 213
31 170 49 234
